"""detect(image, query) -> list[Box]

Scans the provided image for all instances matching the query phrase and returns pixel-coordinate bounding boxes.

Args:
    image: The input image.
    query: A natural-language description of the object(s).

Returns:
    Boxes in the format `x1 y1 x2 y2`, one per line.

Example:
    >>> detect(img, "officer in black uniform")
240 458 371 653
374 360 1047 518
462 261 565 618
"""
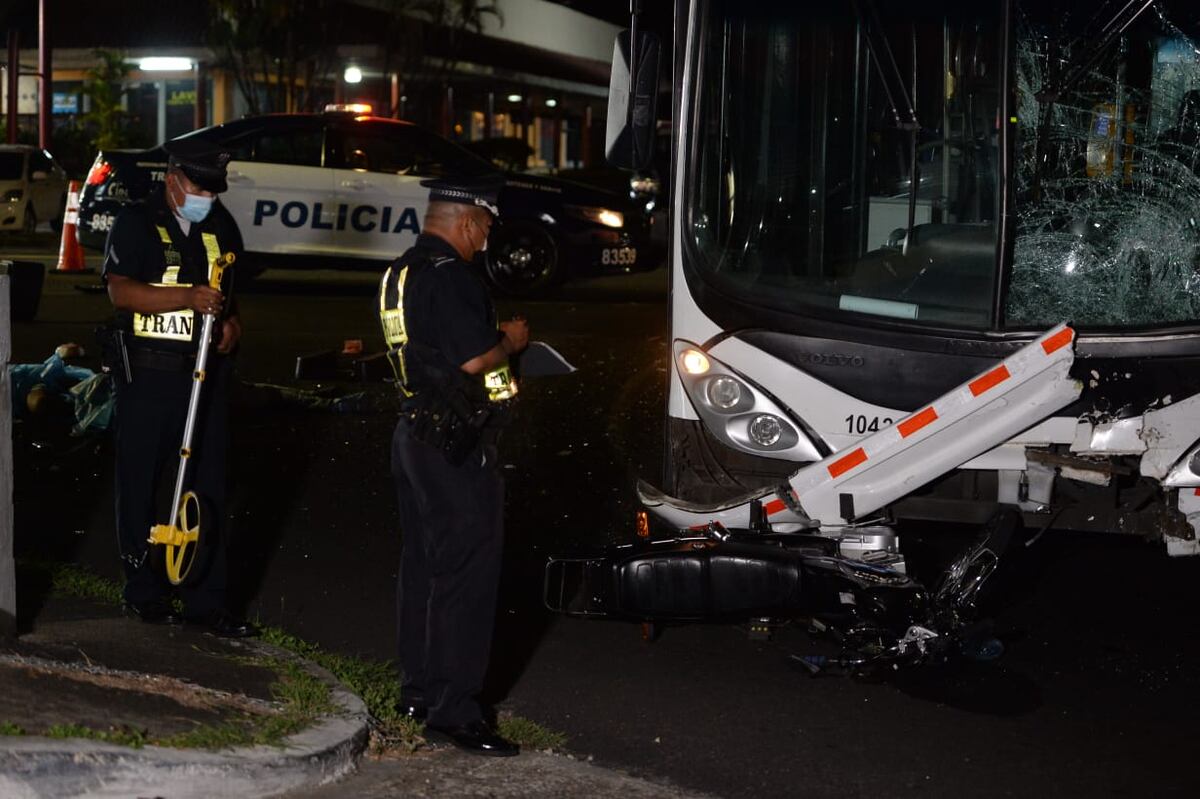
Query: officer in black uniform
379 175 528 756
103 134 255 637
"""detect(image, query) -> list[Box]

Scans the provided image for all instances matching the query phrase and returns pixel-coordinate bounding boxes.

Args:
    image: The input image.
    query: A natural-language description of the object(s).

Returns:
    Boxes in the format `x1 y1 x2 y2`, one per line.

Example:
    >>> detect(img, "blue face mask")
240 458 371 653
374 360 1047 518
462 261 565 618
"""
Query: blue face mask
179 192 214 223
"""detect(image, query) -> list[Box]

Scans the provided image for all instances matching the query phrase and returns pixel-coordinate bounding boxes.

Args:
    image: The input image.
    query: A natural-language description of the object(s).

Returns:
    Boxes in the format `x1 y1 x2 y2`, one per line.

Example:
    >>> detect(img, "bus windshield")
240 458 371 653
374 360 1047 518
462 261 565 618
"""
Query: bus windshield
687 0 1002 329
686 0 1200 331
1009 0 1200 328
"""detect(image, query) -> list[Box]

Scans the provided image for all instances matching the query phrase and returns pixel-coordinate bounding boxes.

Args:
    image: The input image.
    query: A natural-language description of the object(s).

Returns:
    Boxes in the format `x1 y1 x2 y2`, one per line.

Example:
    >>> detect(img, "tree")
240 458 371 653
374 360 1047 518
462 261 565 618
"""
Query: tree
378 0 502 125
208 0 344 115
81 50 134 151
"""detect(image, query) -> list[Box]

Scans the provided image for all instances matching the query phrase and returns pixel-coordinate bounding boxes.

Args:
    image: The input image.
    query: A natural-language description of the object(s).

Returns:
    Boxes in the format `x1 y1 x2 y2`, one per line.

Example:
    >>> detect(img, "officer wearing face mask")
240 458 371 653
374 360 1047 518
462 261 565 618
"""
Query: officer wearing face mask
102 134 254 637
379 175 528 757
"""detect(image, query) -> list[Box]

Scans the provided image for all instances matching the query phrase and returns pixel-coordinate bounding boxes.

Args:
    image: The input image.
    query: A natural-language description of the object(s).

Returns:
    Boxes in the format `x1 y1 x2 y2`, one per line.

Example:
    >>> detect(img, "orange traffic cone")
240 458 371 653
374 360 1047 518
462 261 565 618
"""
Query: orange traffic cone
56 180 86 272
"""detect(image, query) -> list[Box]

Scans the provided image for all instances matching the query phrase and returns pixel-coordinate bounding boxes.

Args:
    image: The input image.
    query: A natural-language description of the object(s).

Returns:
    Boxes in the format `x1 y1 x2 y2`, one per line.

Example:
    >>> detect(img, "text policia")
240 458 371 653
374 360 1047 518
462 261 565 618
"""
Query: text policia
252 199 422 234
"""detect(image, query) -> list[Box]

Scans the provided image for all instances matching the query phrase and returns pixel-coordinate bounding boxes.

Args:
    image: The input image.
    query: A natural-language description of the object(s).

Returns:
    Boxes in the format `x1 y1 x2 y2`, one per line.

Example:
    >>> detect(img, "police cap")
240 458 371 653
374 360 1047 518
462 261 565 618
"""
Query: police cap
420 174 504 217
162 134 232 193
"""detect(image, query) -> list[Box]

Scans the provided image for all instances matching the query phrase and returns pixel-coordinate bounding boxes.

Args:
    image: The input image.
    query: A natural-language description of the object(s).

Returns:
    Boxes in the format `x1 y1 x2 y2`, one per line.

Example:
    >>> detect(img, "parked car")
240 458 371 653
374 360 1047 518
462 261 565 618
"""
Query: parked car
0 145 69 235
76 109 658 295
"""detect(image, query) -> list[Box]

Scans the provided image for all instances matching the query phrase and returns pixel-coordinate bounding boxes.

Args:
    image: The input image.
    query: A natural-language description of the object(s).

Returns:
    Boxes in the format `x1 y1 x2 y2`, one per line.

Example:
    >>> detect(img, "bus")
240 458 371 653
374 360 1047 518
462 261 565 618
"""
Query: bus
546 0 1200 669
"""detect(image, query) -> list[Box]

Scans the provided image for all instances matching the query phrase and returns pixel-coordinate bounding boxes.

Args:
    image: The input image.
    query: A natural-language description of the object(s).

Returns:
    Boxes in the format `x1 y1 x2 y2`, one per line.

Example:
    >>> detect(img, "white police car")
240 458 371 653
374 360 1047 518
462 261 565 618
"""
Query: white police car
77 107 656 295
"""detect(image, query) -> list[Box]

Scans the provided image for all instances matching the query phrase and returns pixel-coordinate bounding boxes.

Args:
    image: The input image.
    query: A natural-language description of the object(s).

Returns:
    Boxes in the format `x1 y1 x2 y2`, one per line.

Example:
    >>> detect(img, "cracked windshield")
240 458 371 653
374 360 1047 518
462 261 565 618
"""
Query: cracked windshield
1010 0 1200 328
688 0 1200 330
688 0 1001 328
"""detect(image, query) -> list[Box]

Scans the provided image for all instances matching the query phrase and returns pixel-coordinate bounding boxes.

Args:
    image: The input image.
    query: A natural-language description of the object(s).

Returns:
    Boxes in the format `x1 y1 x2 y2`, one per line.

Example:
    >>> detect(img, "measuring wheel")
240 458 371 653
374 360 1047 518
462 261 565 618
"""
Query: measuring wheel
149 490 204 586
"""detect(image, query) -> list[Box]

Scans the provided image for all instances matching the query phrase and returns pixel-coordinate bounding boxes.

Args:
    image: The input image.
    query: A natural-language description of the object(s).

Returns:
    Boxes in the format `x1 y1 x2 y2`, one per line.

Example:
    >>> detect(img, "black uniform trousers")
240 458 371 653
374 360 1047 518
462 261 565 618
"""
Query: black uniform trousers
391 417 504 727
114 354 231 616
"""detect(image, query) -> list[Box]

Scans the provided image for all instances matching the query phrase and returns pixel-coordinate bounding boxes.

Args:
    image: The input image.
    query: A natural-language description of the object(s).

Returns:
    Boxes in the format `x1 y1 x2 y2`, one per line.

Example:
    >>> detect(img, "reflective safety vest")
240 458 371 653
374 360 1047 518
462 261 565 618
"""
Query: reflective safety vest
378 260 517 402
132 225 222 344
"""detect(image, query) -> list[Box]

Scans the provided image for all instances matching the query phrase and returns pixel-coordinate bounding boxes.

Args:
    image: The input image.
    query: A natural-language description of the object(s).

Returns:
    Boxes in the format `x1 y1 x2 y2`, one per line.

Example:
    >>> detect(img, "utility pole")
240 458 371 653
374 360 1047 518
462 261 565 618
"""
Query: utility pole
6 30 17 145
38 0 51 150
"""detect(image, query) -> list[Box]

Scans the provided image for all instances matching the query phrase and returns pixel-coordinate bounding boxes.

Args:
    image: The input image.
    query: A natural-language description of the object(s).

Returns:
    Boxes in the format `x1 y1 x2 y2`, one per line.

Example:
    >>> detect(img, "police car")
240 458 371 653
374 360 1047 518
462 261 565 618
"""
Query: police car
77 107 656 294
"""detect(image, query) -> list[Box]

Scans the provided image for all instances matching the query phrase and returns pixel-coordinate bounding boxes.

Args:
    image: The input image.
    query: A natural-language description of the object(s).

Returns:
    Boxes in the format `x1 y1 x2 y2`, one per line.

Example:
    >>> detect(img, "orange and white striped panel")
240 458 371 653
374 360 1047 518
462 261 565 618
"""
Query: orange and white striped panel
776 324 1076 518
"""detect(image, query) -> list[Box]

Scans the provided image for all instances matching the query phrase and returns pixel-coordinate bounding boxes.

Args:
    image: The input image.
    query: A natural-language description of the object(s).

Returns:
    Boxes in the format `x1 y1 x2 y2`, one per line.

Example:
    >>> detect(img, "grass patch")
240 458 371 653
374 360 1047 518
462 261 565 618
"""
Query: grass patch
0 722 26 736
498 713 568 751
20 560 568 754
45 722 147 748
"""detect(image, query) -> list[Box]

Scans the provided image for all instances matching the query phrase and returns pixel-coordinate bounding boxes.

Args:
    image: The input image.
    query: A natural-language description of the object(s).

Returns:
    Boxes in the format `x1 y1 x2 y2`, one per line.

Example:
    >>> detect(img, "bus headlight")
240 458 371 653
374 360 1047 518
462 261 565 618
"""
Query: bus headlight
748 414 783 447
673 339 824 462
706 376 744 410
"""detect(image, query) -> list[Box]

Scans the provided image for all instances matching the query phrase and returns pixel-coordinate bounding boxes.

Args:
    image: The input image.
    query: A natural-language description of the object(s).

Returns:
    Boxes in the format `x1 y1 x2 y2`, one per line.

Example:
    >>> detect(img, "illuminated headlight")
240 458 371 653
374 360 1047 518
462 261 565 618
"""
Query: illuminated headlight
2 189 22 202
568 204 625 228
706 376 744 410
748 414 783 447
673 339 824 462
630 175 660 195
679 348 710 375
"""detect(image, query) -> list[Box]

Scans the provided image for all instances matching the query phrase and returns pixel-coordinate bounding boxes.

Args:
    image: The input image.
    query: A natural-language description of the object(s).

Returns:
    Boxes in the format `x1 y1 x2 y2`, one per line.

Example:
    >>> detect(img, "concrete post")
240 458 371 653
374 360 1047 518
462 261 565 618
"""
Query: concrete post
0 265 16 639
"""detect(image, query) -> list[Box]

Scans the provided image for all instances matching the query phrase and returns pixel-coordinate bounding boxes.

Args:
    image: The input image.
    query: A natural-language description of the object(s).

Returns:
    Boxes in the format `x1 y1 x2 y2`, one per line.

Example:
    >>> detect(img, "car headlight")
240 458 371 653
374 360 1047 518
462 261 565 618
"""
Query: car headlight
3 189 22 202
629 175 659 195
567 204 624 228
674 340 824 462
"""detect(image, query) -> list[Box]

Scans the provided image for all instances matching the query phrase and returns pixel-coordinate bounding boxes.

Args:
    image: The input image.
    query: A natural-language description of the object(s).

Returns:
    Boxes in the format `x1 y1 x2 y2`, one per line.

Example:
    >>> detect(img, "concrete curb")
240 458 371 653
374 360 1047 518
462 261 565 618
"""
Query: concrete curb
0 637 371 799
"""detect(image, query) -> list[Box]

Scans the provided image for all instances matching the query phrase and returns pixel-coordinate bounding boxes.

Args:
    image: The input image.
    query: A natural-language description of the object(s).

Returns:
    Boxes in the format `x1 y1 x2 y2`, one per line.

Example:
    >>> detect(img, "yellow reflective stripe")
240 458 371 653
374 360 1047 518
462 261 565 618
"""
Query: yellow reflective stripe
161 266 181 285
133 309 196 341
156 225 172 244
201 232 220 281
379 265 392 314
379 266 409 347
483 364 518 401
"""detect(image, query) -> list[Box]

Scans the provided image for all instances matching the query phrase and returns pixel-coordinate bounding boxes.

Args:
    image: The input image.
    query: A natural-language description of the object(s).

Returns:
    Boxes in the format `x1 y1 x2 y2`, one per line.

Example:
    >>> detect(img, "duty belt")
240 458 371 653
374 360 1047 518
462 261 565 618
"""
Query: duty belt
126 346 196 373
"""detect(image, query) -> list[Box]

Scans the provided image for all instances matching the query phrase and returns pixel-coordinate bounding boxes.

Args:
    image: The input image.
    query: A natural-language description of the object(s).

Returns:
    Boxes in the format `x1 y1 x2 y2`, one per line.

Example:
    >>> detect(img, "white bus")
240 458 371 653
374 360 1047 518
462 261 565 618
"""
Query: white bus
547 0 1200 669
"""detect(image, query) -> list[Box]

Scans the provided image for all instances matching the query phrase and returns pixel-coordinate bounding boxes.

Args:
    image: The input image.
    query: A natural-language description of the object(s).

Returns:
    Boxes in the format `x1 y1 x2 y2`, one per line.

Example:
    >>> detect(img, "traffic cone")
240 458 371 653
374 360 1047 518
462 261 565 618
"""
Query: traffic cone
55 180 86 272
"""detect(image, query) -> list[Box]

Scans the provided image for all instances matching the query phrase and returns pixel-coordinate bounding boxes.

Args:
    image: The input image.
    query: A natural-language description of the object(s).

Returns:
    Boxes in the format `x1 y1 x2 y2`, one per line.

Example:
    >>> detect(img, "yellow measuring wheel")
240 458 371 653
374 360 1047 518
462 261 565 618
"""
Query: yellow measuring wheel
147 251 234 585
150 490 202 584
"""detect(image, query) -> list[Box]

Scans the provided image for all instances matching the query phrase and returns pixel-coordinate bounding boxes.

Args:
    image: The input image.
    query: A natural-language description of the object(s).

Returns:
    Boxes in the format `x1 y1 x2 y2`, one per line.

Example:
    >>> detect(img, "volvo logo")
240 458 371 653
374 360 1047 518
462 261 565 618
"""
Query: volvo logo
804 353 865 367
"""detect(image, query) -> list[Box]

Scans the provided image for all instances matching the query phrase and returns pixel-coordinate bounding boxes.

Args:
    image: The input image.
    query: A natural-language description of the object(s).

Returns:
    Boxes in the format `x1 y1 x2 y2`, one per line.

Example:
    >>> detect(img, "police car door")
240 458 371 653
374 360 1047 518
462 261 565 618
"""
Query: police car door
330 120 427 259
219 119 336 258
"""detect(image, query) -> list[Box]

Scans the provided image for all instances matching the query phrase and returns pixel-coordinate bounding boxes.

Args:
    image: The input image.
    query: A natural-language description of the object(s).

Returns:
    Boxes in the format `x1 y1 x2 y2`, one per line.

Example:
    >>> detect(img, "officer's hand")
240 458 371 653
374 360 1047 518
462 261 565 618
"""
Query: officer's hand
188 285 224 317
500 318 529 354
217 316 242 354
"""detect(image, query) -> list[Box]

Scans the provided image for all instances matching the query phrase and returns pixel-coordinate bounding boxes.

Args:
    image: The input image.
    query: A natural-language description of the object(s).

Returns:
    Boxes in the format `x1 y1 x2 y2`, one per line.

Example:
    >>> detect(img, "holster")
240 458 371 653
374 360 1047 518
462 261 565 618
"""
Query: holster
94 324 132 383
397 341 500 466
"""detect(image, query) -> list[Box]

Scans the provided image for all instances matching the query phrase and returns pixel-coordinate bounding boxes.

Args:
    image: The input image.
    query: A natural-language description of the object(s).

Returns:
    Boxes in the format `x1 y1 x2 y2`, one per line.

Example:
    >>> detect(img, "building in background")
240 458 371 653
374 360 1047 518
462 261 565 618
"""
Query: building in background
0 0 620 176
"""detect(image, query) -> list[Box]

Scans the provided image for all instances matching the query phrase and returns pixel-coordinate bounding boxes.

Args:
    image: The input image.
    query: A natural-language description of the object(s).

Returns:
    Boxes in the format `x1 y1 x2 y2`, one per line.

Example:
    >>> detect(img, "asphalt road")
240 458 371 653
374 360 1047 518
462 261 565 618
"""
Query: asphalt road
7 247 1200 797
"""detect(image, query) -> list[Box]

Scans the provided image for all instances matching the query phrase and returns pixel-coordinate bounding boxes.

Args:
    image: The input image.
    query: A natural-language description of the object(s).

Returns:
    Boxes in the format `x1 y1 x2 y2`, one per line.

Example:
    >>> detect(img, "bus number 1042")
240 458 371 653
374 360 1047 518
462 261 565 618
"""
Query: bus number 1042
845 415 894 435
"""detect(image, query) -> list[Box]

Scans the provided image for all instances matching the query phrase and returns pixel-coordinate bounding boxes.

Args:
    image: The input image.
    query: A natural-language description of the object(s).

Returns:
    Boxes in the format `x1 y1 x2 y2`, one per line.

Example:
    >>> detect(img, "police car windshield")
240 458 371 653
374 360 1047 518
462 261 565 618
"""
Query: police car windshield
0 152 23 180
687 0 1001 330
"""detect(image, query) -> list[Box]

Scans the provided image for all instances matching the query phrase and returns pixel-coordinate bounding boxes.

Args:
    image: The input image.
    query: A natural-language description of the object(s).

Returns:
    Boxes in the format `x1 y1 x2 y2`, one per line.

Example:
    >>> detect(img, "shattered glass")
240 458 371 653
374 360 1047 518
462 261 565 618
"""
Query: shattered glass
1009 2 1200 328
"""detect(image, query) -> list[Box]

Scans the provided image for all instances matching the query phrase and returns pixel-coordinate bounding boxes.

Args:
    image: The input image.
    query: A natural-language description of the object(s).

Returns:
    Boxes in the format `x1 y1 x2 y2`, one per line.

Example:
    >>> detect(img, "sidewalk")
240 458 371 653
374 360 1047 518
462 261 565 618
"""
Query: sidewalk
0 591 368 798
0 586 709 799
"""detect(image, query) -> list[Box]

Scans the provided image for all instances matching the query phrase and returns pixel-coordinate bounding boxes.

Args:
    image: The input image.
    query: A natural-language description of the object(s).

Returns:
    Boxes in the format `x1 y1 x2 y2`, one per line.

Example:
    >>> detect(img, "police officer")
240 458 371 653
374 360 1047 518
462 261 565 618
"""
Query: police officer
103 134 255 637
379 175 527 756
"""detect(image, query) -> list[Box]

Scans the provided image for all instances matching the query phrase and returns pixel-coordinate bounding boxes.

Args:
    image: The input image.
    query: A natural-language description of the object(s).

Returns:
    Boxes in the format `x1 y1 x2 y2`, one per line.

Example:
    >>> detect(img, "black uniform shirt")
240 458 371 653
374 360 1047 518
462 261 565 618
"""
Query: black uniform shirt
400 233 500 368
102 187 243 354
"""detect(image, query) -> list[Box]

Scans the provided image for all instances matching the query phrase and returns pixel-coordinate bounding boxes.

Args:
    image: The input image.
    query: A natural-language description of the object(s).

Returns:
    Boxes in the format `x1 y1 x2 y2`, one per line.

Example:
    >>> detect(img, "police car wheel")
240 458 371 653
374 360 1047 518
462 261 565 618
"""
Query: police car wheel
484 223 560 296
